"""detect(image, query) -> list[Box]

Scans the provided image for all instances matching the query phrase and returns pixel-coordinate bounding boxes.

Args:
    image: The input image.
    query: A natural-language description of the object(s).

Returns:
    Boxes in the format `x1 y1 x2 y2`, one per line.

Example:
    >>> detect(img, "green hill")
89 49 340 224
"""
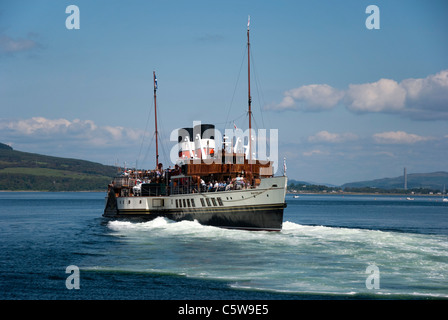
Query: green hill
341 171 448 192
0 142 117 191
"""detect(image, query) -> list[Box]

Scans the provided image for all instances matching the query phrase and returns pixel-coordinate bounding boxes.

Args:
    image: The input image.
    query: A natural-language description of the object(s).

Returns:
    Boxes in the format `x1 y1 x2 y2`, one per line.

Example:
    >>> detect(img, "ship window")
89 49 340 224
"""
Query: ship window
272 184 278 187
187 199 191 207
191 199 195 207
176 199 179 208
211 198 217 206
128 200 131 204
200 198 206 207
139 200 142 204
217 197 223 206
206 198 211 206
183 199 186 207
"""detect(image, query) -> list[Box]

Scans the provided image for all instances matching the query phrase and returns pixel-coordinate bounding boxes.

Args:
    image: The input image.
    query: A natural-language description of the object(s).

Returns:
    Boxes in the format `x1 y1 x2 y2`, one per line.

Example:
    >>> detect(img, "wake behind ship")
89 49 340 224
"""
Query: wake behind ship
103 18 287 231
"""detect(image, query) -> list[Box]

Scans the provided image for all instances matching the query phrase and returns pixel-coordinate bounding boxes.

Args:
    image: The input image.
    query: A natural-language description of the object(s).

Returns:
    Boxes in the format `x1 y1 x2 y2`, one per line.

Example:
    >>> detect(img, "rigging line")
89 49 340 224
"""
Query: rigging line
153 96 170 166
137 97 154 168
250 48 266 129
223 44 247 132
252 112 259 130
156 98 172 167
249 47 271 153
157 128 170 167
251 112 271 153
142 131 156 168
214 111 247 126
234 111 247 124
227 111 249 138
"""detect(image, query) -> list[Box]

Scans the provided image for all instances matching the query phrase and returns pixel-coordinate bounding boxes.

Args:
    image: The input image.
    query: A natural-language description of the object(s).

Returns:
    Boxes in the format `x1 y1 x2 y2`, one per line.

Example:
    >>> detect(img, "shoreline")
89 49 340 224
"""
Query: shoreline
0 190 106 193
287 192 444 197
0 190 441 197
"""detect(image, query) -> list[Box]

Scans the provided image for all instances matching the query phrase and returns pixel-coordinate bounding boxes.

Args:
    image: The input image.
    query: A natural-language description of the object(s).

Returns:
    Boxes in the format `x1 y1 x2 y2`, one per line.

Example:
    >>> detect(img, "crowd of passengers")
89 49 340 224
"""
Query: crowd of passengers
199 175 249 192
119 163 251 194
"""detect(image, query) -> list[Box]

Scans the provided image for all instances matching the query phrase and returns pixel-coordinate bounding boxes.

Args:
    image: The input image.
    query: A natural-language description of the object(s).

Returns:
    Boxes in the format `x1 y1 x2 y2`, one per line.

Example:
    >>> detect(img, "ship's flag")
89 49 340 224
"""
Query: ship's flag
233 122 237 130
247 15 250 30
154 73 158 90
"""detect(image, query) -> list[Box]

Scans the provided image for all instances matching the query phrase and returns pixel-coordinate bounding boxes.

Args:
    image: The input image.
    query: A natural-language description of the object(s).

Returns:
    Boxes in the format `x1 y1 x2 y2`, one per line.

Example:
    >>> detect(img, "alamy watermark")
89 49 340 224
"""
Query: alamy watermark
64 4 380 32
169 121 279 174
365 264 380 290
65 5 80 30
65 265 80 290
365 5 380 30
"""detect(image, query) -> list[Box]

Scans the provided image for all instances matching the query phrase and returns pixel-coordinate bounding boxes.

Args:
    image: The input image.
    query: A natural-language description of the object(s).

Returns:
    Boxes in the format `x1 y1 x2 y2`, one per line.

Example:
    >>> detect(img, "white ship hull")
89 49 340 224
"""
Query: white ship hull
104 176 287 231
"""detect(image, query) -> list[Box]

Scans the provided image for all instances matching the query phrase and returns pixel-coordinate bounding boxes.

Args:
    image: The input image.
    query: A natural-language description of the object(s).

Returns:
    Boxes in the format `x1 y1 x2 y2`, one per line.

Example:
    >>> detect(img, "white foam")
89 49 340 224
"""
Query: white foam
103 217 448 297
108 217 171 231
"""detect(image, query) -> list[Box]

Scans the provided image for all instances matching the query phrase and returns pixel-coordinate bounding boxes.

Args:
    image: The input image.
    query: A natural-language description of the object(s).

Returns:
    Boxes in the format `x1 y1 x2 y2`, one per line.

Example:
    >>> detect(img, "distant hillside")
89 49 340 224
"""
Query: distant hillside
288 179 337 188
0 143 13 151
288 179 313 186
0 142 117 191
341 171 448 192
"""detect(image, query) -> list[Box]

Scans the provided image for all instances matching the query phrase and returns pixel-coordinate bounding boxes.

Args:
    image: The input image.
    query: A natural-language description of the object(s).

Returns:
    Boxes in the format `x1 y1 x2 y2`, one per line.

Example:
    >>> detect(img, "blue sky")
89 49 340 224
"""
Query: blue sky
1 0 447 185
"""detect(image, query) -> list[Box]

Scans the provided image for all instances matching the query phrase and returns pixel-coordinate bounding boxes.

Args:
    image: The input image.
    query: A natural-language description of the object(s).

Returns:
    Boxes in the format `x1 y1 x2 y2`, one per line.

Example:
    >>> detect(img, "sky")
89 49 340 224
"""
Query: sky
1 0 447 185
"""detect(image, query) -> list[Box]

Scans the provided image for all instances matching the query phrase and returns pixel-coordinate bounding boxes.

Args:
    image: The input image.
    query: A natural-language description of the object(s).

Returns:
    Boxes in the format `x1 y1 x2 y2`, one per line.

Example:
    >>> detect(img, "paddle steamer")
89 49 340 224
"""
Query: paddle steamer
103 18 287 231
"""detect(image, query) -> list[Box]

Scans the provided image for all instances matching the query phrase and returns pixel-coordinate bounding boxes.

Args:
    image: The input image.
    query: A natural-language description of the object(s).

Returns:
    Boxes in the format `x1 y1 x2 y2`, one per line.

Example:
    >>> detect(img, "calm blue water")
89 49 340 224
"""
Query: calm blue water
1 192 447 300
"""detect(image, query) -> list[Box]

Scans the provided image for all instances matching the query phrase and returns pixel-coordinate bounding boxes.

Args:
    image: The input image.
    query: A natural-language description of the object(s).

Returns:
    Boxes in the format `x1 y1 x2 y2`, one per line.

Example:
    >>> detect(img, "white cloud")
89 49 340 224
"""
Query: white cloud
345 79 406 113
302 149 328 157
3 117 70 135
373 131 432 144
308 130 358 143
269 69 448 120
400 69 448 119
0 117 156 165
0 33 40 54
269 84 344 111
373 151 396 158
0 117 144 146
346 70 448 119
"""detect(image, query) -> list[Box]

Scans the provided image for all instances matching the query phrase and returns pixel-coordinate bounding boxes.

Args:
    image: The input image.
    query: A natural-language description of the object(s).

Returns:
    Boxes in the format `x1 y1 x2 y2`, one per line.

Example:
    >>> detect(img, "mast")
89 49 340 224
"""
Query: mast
247 16 253 174
153 71 159 169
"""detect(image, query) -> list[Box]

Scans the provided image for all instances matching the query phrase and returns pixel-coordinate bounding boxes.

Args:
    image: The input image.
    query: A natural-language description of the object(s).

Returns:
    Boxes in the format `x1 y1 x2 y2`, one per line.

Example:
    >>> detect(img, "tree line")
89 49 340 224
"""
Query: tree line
288 183 443 195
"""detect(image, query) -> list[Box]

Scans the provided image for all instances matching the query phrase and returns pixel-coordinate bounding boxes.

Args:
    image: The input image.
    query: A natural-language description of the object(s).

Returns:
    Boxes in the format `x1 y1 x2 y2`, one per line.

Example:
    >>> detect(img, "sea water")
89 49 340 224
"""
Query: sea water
0 192 447 300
